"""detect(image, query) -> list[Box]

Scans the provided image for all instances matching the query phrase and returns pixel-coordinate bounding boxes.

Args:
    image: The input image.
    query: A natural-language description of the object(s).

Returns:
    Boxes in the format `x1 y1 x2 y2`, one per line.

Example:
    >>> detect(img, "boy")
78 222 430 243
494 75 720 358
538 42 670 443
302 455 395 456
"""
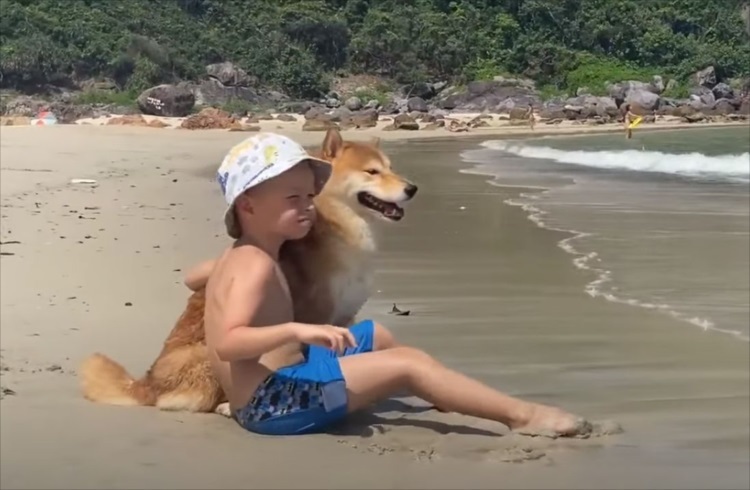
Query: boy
203 132 592 437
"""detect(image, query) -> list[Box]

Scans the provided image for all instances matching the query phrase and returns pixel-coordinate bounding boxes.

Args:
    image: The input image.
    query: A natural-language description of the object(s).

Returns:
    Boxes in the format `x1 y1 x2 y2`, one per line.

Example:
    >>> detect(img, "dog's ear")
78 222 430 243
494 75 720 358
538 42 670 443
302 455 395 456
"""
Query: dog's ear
370 137 381 148
322 128 344 159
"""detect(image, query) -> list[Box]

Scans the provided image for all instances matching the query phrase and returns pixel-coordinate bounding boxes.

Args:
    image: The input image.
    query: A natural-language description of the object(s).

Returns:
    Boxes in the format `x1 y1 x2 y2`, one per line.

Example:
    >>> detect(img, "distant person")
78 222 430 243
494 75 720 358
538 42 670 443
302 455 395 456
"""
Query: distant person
621 103 637 140
525 103 536 130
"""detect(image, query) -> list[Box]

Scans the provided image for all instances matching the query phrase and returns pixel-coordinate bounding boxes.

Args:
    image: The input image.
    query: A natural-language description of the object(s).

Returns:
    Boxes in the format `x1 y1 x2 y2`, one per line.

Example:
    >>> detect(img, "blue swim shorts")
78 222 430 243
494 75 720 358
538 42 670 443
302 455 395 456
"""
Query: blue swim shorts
234 319 375 436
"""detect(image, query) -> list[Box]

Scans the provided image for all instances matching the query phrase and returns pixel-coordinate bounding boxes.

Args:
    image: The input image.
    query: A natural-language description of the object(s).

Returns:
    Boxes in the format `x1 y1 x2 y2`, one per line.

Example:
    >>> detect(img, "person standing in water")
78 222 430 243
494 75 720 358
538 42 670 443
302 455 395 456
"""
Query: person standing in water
621 103 637 140
525 103 536 130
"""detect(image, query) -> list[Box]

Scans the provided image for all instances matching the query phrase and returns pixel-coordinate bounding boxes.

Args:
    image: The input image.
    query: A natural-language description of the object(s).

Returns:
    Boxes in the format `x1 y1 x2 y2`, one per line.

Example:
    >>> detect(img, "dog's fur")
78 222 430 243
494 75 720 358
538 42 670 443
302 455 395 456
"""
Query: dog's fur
79 129 417 413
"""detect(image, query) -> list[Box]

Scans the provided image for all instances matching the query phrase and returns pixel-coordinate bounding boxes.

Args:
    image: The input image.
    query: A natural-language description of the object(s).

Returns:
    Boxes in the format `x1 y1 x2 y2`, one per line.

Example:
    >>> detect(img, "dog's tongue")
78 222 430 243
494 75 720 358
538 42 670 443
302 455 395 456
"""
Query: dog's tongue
384 203 404 220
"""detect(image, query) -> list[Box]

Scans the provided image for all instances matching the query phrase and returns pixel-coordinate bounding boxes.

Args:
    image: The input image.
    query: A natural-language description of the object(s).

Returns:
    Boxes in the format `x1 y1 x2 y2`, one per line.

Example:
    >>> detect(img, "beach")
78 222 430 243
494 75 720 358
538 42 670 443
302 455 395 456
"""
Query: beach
1 123 748 489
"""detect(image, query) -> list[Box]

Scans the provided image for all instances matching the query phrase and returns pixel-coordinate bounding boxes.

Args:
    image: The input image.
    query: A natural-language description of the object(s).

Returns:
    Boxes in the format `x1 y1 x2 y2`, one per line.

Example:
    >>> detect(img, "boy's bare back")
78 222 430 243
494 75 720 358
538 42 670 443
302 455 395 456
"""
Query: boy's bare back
204 244 305 408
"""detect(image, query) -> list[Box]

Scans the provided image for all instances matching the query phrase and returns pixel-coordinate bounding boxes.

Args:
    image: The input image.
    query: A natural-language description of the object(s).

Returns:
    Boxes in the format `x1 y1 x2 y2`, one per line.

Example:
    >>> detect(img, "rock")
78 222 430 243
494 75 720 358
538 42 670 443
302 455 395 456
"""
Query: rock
364 99 380 110
180 107 235 130
407 96 428 113
712 83 734 100
275 113 296 122
137 84 195 117
665 78 678 93
205 62 256 87
392 114 419 130
0 116 31 126
437 80 539 113
691 86 715 107
682 112 706 123
576 87 591 96
446 119 469 132
182 79 259 107
492 75 536 91
0 95 47 117
432 81 448 94
346 109 379 128
509 107 529 120
693 66 717 88
422 120 446 130
228 122 261 132
345 96 363 111
740 98 750 115
304 106 332 121
420 113 437 123
468 116 490 128
325 97 341 108
651 75 665 94
626 89 660 112
147 119 169 128
401 82 435 100
107 114 150 127
302 119 339 131
712 98 738 115
329 107 352 123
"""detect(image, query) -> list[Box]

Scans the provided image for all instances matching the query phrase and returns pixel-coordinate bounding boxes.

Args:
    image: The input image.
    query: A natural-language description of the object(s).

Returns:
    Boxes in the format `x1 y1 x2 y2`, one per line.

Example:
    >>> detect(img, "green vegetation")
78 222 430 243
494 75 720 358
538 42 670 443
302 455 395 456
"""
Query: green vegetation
1 0 748 99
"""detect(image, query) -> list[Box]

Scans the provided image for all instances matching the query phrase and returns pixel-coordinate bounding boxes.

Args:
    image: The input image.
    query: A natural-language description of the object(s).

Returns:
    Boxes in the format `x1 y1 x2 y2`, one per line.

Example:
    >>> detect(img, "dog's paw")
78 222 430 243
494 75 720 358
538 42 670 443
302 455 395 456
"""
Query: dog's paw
214 402 232 418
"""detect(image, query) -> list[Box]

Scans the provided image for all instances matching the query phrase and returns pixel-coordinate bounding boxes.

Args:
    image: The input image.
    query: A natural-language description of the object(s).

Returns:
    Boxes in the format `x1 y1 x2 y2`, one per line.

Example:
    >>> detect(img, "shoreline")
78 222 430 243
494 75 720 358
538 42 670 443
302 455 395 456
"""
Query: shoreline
2 112 748 145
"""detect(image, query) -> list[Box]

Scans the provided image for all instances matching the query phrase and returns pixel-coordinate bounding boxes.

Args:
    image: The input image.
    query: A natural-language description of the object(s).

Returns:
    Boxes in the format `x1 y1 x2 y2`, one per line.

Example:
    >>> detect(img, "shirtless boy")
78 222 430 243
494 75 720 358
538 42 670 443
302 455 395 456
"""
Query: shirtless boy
203 132 592 436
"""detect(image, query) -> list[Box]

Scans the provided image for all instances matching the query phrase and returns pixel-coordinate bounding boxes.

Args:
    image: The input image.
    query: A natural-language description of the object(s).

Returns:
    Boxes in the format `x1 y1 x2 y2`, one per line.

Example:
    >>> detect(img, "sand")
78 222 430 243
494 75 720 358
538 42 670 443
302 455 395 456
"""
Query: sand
1 124 748 489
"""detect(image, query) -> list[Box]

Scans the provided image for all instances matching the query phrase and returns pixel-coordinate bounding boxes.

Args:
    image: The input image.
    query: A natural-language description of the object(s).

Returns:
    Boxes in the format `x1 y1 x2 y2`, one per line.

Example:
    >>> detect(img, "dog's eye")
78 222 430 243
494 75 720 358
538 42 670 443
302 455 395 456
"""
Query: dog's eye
365 169 380 175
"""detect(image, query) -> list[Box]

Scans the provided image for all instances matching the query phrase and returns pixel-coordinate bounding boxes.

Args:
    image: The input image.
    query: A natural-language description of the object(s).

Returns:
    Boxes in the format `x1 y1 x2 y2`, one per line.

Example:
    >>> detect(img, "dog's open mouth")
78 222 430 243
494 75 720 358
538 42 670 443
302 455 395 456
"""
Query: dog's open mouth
357 192 404 221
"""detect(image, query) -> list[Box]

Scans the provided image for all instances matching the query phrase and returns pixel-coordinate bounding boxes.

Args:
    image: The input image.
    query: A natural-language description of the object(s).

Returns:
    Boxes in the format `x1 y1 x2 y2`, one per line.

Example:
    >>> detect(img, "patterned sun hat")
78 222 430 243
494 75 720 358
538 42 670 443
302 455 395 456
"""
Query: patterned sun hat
217 133 332 238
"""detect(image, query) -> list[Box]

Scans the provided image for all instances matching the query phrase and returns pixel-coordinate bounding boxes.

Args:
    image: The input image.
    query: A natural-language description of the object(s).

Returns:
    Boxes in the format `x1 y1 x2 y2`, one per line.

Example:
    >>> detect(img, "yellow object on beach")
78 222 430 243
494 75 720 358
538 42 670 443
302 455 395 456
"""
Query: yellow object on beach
628 116 643 129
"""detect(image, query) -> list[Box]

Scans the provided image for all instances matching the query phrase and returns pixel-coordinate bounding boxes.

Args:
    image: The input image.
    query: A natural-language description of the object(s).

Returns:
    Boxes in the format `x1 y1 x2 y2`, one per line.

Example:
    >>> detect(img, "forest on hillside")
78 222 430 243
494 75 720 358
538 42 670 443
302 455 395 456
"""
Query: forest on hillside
1 0 749 99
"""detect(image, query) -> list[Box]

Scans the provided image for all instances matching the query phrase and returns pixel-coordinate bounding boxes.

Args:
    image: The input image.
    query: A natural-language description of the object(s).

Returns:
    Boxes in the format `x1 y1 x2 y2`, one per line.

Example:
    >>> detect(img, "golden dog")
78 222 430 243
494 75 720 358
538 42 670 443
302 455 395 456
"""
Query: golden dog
79 128 417 414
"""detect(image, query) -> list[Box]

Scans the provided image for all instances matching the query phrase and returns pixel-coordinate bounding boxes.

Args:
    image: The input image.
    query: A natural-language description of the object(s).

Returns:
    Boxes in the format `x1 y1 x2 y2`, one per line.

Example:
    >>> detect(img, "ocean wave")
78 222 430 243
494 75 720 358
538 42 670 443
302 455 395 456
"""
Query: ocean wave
482 140 750 183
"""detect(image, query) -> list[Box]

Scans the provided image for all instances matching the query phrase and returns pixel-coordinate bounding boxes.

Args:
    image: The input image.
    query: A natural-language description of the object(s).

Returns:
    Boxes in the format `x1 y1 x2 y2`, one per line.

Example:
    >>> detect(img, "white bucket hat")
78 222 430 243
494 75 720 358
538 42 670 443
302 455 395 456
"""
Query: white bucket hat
216 133 332 238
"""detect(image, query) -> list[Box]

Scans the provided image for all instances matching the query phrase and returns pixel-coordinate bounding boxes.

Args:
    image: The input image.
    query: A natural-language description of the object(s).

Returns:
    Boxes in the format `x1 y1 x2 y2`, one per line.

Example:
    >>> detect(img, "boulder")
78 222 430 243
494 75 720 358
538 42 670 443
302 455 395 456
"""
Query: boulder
391 113 419 130
407 96 428 112
693 66 717 88
325 97 340 108
712 83 734 100
275 114 296 122
329 107 352 123
625 89 660 112
205 62 256 87
137 84 195 117
304 106 332 121
364 99 380 110
711 98 738 115
180 107 236 130
302 119 339 131
345 96 363 111
682 112 707 123
437 80 539 113
340 109 379 129
401 82 435 100
651 75 665 94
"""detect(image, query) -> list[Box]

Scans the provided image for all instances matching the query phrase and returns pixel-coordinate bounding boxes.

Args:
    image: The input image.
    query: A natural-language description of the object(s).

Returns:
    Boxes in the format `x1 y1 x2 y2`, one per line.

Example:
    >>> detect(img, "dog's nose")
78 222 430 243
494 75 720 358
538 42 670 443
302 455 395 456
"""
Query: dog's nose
404 183 418 199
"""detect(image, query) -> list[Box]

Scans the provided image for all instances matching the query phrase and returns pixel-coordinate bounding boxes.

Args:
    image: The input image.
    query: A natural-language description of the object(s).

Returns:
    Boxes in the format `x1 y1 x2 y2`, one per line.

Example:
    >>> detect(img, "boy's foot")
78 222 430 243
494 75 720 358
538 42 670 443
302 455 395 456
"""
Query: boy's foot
511 403 592 438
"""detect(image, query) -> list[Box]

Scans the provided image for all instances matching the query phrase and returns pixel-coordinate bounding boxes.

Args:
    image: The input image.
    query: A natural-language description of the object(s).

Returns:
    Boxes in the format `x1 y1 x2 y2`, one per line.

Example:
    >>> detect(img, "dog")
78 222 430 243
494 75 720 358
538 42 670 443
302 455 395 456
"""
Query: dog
79 128 418 415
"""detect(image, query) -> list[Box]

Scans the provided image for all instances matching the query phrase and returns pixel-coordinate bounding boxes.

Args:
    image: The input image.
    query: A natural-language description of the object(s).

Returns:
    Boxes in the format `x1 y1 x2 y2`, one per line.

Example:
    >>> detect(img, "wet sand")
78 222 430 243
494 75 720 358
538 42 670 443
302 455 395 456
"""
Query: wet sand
0 126 748 489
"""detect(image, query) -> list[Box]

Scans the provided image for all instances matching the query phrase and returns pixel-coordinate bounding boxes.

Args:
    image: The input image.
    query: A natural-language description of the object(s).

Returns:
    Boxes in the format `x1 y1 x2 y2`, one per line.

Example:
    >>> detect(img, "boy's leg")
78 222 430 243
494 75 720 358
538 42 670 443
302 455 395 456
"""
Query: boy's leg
338 346 590 437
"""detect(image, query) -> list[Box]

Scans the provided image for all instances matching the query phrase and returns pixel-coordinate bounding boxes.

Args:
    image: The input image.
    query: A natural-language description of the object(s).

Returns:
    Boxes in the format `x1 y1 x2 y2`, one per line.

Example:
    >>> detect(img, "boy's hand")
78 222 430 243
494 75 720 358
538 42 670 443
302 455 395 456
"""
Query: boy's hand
294 324 357 354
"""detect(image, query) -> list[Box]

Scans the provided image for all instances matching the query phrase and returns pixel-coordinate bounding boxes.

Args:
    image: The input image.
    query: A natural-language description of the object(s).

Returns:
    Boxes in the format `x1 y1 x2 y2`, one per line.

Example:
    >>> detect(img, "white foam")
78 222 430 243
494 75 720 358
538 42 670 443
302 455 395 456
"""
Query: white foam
482 140 750 183
459 166 750 342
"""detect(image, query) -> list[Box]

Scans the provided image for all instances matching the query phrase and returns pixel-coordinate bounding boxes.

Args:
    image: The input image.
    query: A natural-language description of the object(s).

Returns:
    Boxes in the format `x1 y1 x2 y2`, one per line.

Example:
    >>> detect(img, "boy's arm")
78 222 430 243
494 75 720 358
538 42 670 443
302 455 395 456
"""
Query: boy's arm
184 259 217 291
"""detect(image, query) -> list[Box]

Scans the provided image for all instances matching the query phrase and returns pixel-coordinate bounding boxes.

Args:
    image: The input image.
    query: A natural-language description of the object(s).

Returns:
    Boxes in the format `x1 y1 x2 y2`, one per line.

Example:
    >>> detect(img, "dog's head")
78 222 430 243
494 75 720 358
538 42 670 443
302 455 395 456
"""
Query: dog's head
314 129 418 222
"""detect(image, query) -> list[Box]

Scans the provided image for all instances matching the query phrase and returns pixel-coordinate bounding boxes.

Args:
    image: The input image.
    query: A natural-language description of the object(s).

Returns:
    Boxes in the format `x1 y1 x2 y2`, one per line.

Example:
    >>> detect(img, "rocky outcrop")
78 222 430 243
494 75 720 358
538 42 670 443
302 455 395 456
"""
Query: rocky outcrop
693 66 717 88
206 62 257 87
437 80 539 113
137 84 195 117
180 107 236 130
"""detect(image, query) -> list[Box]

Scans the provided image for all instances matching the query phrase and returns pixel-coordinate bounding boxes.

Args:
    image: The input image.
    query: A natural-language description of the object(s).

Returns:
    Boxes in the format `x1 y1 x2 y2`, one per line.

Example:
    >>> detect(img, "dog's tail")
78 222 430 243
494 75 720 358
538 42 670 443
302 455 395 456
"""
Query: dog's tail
79 353 155 406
